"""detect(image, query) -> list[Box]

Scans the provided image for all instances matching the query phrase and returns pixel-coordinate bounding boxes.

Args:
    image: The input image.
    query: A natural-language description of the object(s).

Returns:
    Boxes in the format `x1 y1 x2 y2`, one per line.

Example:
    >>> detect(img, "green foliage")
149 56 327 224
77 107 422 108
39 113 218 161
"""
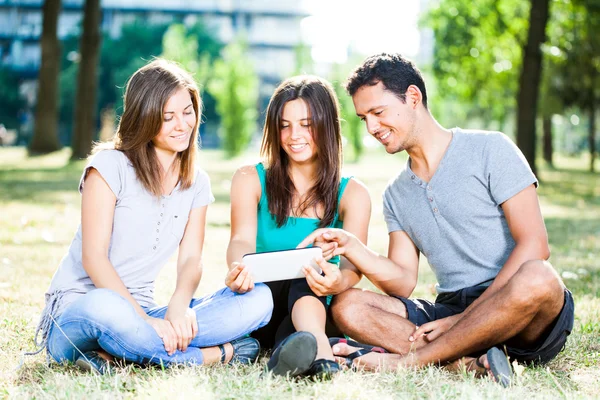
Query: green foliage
161 22 223 126
293 43 314 75
58 21 168 137
424 0 600 136
56 19 222 140
161 24 212 124
330 63 364 162
207 38 259 158
162 24 210 87
423 0 529 128
99 21 170 114
548 0 600 111
58 62 78 134
0 68 26 129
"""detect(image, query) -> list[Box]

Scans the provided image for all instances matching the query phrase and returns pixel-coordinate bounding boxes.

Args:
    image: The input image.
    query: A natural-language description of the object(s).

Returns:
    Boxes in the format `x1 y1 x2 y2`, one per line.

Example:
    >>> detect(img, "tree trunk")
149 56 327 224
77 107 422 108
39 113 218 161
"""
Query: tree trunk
516 0 550 177
28 0 62 154
590 106 596 173
71 0 102 160
542 115 553 167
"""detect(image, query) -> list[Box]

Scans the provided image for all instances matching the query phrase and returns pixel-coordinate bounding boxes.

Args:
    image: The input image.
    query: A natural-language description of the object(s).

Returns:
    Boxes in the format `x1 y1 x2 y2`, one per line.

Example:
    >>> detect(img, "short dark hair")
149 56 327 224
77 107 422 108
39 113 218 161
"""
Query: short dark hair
345 53 428 108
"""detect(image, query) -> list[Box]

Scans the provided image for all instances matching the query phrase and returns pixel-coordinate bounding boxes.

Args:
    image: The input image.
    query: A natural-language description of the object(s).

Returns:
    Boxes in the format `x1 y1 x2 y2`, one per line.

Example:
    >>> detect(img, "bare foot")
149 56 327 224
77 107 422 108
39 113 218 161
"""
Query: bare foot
200 343 233 365
95 349 114 362
332 342 403 371
447 355 489 377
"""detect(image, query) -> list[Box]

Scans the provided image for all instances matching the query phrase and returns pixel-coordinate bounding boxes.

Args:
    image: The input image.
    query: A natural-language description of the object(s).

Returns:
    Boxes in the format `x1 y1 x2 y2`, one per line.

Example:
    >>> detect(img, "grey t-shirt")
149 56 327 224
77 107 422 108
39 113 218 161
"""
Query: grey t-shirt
45 149 215 316
383 128 537 293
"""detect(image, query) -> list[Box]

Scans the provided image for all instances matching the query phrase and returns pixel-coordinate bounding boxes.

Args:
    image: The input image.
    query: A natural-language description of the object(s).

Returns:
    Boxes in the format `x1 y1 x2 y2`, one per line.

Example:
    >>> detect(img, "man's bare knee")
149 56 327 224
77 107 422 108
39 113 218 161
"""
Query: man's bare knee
331 288 364 330
511 260 564 305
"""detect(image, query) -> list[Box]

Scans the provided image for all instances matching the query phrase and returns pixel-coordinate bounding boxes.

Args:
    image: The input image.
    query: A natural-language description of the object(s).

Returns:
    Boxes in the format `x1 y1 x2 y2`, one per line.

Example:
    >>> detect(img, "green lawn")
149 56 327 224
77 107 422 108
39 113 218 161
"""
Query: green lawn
0 146 598 399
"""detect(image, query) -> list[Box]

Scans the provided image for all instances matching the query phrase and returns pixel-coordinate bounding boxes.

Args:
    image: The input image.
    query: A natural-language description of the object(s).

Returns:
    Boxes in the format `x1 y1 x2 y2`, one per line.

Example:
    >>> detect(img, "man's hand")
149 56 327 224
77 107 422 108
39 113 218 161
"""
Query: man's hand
298 228 356 260
164 307 198 352
303 257 346 296
225 262 255 294
409 313 462 343
144 316 179 355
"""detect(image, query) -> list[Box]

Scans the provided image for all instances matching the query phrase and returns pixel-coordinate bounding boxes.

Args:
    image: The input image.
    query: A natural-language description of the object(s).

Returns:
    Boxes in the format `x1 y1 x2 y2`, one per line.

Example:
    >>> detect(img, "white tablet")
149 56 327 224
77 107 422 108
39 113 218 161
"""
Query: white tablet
242 247 323 283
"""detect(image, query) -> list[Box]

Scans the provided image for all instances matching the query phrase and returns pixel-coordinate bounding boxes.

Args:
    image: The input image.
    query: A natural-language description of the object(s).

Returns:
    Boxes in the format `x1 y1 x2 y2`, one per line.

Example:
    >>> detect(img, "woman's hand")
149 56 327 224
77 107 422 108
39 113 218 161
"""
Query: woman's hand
164 307 198 352
303 257 346 296
144 316 179 355
225 262 255 294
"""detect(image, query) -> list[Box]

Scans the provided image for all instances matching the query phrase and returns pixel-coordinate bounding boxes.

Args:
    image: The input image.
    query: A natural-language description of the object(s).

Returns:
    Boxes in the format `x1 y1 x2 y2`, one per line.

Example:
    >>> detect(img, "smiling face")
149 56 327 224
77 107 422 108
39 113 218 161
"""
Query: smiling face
152 87 196 156
352 81 418 154
279 99 317 165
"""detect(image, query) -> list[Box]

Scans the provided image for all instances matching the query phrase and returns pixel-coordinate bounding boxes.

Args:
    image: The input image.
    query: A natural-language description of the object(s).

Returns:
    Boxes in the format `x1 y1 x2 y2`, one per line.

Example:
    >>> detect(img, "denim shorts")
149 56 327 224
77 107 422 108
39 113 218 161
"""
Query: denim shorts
395 285 574 364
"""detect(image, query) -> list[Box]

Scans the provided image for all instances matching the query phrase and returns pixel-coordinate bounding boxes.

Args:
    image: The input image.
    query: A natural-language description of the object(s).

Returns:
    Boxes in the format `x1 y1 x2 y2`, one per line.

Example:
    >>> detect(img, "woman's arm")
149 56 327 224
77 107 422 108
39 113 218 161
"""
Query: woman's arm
82 168 179 354
81 168 149 317
164 205 207 351
302 178 371 295
225 166 261 293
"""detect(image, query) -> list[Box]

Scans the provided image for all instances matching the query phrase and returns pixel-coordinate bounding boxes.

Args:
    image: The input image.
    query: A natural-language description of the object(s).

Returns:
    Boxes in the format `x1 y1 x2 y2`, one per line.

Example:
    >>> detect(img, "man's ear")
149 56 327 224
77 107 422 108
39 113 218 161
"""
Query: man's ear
405 85 422 109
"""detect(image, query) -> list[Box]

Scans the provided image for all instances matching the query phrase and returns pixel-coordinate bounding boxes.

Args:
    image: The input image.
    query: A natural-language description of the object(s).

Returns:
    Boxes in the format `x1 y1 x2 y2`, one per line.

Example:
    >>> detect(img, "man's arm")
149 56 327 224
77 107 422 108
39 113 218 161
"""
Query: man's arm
299 228 420 298
467 184 549 303
411 184 549 341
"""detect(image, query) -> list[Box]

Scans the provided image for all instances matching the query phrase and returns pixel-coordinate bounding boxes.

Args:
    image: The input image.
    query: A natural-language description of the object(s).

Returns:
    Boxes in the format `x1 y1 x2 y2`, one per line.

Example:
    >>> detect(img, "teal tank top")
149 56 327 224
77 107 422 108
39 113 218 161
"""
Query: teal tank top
255 163 350 266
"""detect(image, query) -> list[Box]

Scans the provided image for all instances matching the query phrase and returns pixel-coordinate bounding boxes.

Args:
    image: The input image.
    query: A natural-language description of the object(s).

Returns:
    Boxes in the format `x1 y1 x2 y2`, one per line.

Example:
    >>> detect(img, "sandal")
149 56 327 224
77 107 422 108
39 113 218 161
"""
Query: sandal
328 337 387 368
476 347 512 387
219 337 260 365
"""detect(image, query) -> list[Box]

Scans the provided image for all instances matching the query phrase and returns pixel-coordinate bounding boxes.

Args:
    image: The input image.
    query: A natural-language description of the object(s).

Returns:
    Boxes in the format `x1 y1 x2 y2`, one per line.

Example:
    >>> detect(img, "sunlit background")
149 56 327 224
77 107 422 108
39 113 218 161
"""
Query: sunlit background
302 0 422 63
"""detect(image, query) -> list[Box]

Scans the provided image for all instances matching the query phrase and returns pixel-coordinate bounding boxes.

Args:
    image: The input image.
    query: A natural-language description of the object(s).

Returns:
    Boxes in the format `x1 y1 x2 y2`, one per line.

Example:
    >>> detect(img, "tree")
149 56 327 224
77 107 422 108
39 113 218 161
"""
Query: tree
424 0 529 130
207 38 259 158
28 0 62 154
161 24 211 93
98 21 169 118
70 0 101 160
516 0 551 177
0 68 26 130
331 62 364 162
551 0 600 172
538 44 566 167
293 43 314 76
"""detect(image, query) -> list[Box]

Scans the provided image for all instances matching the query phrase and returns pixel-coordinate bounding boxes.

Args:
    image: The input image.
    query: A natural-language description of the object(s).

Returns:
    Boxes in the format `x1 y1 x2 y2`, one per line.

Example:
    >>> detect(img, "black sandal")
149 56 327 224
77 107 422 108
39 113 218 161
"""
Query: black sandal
485 347 513 387
328 337 387 368
474 347 512 387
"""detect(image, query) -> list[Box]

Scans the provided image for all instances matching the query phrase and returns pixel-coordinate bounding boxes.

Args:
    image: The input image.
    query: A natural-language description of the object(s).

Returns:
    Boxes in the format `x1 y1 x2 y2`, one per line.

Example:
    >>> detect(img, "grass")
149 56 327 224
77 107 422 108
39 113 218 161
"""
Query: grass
0 146 598 399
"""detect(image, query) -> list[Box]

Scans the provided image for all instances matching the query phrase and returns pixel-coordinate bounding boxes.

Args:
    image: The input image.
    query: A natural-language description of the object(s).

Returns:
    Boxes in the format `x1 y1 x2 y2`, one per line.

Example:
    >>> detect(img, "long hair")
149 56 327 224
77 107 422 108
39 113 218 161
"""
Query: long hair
260 75 342 228
94 59 202 197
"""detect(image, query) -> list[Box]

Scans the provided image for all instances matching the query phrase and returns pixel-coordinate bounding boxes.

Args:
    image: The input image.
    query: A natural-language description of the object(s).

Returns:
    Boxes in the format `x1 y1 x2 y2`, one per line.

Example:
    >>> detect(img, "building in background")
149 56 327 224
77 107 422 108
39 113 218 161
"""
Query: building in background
0 0 310 144
0 0 309 79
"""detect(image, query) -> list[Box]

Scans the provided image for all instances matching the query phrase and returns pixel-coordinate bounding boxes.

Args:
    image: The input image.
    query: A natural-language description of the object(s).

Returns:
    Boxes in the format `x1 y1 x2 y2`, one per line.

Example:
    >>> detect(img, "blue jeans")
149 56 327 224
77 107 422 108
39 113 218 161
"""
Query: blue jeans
47 285 273 366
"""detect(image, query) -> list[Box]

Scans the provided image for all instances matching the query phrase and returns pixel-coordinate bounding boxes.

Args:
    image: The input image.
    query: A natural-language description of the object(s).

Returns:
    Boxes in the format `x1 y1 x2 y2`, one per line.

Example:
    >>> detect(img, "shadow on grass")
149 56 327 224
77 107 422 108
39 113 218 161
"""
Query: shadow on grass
545 216 600 297
539 168 600 208
0 164 84 204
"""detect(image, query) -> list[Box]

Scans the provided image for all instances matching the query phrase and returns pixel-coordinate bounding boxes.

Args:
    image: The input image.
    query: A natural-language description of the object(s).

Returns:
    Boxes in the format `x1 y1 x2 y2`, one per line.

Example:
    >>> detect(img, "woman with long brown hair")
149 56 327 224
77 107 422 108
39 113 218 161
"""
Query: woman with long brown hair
225 75 371 378
32 59 273 374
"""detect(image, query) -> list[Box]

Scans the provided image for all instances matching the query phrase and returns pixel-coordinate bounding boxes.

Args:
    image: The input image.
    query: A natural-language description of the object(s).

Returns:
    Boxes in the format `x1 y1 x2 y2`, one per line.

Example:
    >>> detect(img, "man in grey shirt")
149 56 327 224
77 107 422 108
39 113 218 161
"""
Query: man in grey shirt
300 53 573 384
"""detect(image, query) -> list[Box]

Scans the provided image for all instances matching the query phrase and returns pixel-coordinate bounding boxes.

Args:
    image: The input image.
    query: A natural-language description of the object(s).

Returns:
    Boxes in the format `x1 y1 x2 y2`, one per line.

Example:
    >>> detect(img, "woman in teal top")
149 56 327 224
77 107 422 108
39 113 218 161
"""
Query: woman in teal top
225 76 371 378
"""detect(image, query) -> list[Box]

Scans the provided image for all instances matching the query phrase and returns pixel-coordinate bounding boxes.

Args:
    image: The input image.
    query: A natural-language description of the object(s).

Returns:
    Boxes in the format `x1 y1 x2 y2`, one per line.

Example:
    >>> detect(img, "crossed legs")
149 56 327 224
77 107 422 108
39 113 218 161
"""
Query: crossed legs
331 260 567 369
